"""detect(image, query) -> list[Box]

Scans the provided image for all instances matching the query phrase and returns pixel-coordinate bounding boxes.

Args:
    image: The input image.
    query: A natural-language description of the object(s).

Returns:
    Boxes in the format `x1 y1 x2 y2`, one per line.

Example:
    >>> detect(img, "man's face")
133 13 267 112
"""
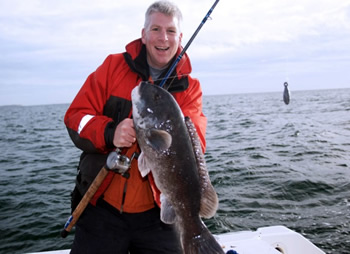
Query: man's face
142 12 182 69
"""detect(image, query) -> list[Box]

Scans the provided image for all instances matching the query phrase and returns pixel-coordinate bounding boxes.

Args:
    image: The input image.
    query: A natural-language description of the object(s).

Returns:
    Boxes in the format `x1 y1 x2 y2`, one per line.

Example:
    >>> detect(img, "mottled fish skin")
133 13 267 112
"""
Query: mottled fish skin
131 81 224 254
283 82 290 105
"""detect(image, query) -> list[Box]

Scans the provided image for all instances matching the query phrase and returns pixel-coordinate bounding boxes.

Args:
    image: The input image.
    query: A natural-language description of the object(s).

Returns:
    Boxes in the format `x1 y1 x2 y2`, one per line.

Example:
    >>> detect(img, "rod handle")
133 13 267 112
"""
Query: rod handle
60 166 110 238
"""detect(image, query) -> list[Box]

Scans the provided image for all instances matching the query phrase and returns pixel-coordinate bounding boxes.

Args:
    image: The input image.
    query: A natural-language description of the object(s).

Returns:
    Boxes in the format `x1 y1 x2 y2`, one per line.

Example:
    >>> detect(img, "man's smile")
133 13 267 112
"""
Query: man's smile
155 46 170 51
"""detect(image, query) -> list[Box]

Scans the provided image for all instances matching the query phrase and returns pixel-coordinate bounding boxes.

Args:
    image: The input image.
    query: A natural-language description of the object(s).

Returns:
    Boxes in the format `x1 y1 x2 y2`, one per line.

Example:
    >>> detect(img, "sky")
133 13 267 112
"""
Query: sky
0 0 350 106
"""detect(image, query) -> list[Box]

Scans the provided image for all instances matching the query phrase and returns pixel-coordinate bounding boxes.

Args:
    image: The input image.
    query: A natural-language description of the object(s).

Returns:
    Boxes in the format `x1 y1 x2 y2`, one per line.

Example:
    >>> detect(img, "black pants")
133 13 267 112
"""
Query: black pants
70 199 182 254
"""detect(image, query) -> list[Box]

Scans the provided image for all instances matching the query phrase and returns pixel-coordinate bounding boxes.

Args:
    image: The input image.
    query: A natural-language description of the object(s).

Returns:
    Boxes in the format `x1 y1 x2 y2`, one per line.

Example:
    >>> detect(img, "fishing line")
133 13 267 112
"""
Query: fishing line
153 71 190 84
159 0 220 90
163 52 189 90
284 55 289 83
283 56 291 105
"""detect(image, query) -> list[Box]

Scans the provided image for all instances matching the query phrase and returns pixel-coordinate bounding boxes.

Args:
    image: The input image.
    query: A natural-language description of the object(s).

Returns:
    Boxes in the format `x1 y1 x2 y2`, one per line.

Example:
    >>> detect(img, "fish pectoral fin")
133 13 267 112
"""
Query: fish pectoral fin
146 129 172 151
199 183 219 219
160 194 176 224
137 152 151 177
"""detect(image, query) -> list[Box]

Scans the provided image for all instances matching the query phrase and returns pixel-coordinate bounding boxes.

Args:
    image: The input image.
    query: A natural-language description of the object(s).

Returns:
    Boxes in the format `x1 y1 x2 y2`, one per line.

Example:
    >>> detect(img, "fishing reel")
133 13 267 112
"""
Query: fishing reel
106 148 138 178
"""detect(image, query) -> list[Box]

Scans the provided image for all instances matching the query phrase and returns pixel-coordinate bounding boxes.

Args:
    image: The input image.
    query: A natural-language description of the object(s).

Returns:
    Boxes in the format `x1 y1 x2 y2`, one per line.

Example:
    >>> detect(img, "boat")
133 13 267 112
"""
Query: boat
27 225 325 254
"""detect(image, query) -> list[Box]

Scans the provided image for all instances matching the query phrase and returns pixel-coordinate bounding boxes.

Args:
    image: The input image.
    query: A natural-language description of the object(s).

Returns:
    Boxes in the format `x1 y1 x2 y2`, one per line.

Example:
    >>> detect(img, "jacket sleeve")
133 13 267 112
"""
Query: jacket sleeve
64 55 117 153
175 77 207 152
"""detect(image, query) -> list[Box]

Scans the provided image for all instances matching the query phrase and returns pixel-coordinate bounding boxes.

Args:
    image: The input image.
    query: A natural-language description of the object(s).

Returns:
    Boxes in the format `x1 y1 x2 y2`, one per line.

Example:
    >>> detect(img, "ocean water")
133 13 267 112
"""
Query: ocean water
0 88 349 254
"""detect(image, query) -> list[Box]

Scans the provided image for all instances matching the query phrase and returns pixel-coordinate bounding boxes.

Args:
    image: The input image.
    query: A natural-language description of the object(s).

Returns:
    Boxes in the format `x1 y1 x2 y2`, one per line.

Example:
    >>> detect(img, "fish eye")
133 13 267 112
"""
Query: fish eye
154 93 161 101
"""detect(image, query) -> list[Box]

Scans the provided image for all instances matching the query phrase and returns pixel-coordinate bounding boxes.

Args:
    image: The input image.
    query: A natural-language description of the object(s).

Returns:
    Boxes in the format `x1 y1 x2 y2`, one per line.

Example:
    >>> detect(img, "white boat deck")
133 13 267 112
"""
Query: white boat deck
216 225 325 254
27 225 325 254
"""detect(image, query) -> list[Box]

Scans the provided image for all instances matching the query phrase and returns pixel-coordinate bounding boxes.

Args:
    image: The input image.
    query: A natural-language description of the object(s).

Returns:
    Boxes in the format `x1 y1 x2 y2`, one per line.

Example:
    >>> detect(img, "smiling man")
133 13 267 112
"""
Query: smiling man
142 5 182 69
64 1 207 253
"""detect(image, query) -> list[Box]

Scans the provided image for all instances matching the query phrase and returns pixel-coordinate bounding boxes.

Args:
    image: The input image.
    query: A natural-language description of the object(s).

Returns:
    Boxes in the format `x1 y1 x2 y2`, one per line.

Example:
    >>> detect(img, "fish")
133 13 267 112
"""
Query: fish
283 82 290 105
131 81 224 254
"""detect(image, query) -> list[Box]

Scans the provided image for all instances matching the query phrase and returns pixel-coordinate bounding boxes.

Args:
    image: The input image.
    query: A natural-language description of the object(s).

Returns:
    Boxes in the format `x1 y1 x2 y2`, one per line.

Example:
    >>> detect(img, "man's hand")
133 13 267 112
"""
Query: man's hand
113 118 137 148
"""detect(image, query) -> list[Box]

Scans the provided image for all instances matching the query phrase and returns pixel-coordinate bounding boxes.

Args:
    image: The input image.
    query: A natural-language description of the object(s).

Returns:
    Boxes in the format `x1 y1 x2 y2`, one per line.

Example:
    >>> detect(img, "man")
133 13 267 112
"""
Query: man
64 1 207 253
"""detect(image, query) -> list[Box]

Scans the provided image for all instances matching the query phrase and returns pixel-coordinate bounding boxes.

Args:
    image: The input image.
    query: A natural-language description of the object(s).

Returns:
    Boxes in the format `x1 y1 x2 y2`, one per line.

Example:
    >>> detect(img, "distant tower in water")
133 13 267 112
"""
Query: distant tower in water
283 82 290 105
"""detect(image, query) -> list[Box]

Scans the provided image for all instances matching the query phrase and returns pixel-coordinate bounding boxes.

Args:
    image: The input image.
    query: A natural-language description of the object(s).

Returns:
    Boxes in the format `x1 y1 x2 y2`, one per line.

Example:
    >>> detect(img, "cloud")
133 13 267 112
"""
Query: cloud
0 0 349 105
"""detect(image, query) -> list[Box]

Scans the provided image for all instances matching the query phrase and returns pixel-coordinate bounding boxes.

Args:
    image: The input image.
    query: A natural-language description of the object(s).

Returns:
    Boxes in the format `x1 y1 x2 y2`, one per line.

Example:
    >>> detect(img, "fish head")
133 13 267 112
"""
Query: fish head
131 81 183 153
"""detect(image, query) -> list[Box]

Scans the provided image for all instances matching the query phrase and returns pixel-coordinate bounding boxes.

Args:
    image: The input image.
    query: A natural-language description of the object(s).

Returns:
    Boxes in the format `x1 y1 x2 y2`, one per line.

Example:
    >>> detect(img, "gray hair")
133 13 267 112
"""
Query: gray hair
144 1 183 31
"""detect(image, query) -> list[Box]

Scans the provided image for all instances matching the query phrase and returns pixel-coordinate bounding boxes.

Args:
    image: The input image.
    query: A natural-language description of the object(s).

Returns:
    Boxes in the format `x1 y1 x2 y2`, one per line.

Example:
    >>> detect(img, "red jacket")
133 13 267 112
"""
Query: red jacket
64 39 207 213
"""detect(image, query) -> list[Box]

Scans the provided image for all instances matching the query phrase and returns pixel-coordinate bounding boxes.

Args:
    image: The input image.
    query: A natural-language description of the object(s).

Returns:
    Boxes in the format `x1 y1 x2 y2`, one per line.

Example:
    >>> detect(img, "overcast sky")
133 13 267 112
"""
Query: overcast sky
1 0 349 106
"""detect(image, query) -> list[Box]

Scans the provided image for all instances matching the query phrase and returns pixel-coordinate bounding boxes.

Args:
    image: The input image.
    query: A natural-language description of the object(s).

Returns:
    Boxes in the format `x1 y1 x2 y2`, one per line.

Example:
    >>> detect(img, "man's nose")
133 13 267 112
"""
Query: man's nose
158 30 168 41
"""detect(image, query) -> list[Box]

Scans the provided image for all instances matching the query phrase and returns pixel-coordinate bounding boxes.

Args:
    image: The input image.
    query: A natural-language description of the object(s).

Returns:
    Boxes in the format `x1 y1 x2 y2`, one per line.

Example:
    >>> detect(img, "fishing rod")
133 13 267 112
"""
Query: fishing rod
159 0 220 89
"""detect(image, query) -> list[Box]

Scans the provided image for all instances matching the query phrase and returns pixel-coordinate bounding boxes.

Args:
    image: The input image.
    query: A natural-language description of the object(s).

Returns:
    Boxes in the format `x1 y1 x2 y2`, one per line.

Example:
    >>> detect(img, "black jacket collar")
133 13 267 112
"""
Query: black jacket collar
123 39 189 93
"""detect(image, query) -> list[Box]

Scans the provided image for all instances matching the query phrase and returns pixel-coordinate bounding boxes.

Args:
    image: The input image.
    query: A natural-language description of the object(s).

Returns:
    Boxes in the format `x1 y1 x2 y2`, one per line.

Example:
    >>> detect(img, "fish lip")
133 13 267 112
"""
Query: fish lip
132 81 148 101
131 86 140 103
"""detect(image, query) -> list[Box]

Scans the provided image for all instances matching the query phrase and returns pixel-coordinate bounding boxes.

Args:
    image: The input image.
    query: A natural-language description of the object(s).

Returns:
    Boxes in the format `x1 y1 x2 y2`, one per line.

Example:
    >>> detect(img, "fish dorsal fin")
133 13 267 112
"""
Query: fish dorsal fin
185 117 218 218
146 129 172 152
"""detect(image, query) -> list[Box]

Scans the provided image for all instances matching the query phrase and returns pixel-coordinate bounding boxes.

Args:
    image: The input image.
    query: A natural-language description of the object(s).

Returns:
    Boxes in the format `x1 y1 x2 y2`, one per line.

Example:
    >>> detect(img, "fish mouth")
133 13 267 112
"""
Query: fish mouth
131 85 140 103
131 82 152 125
131 81 150 99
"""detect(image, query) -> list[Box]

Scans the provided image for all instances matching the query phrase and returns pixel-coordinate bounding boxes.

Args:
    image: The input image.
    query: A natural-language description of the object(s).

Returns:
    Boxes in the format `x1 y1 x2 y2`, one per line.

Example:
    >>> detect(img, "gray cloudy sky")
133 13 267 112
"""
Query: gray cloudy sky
1 0 349 105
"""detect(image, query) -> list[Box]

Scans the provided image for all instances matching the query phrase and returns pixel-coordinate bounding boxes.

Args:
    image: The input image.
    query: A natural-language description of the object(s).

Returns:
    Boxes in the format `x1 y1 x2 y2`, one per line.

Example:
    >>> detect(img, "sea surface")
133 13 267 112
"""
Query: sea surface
0 88 349 254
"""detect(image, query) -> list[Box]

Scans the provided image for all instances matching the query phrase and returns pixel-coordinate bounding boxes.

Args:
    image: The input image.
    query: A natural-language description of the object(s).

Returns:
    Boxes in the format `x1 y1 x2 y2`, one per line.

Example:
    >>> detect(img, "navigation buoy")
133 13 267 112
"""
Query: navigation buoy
283 82 290 105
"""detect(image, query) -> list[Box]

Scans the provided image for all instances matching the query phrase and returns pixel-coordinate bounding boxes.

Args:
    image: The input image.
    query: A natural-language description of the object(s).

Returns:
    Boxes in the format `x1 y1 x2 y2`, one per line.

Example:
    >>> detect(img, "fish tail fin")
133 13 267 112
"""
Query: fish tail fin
182 226 224 254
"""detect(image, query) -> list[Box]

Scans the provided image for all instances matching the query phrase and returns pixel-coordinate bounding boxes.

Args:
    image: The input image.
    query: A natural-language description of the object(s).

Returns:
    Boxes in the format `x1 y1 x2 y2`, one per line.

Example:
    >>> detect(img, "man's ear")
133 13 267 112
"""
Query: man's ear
141 28 146 44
